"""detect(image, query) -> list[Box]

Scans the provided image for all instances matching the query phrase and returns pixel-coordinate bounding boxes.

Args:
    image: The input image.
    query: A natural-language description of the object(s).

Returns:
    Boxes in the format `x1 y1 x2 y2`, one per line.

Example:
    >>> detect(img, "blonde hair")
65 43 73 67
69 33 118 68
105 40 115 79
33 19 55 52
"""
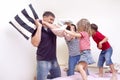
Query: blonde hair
77 18 92 36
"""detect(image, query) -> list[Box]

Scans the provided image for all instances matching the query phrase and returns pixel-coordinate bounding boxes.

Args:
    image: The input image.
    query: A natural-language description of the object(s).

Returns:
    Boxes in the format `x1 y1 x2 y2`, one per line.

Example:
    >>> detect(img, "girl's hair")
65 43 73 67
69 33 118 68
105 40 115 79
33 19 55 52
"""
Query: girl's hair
66 24 77 32
77 18 91 36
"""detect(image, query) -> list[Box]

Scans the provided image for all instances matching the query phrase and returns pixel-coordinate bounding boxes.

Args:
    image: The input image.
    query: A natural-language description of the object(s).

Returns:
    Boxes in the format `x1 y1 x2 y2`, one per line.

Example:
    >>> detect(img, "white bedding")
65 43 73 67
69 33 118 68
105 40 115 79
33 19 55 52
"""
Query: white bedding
52 69 120 80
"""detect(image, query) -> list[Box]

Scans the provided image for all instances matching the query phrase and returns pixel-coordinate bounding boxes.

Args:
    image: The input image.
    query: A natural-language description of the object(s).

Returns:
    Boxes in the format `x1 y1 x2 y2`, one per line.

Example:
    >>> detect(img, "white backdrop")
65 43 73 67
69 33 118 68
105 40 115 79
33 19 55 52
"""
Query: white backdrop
0 0 120 80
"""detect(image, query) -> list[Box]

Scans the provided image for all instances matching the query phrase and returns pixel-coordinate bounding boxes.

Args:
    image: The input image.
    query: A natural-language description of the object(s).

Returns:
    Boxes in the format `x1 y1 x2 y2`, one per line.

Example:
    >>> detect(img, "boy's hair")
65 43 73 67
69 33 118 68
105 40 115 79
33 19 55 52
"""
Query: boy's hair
66 24 77 32
43 11 55 18
91 23 98 31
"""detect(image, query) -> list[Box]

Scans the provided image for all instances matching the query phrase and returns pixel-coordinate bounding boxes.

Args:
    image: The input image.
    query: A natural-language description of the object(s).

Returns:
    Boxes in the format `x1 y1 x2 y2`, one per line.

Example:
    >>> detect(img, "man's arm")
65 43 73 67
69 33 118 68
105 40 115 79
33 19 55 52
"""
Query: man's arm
42 20 65 37
31 19 42 47
42 20 59 29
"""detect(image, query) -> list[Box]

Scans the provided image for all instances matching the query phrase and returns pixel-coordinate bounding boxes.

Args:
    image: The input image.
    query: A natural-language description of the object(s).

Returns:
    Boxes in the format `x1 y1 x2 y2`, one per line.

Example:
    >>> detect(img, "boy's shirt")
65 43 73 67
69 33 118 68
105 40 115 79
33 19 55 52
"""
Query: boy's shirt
92 31 111 50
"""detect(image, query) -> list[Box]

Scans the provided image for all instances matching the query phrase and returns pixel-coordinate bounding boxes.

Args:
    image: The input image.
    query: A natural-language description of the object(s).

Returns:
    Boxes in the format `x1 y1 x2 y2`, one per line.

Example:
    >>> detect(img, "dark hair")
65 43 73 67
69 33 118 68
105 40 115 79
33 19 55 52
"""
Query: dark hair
43 11 55 18
66 24 77 32
91 23 98 31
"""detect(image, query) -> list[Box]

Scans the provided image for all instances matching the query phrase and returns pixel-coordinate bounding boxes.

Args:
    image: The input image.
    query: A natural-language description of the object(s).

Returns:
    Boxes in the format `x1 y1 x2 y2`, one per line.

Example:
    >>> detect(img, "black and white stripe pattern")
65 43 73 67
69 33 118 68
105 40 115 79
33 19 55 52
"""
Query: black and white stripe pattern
9 4 39 40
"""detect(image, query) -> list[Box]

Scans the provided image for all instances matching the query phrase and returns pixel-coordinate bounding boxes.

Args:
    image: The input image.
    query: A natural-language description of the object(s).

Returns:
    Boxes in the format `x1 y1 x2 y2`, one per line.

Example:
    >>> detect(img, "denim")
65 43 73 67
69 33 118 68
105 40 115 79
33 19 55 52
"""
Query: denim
37 60 61 80
98 47 113 67
79 50 95 65
67 55 89 76
67 55 80 76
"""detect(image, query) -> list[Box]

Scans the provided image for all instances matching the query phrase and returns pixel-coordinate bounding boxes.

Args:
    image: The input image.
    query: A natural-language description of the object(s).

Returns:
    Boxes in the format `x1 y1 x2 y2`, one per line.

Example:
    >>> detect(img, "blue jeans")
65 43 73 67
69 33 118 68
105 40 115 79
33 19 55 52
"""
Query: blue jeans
67 55 80 76
37 60 61 80
67 55 89 76
98 47 113 67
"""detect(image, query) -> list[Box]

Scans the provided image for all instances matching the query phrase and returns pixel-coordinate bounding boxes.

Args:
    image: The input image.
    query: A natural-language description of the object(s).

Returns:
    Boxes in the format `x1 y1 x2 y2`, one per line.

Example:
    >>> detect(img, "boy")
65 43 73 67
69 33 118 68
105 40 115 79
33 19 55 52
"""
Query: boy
91 23 117 80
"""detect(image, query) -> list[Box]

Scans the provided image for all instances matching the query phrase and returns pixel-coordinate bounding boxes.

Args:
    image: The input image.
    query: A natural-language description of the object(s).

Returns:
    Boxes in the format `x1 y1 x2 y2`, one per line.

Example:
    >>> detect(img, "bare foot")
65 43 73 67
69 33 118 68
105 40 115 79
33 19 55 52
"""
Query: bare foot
110 75 117 80
63 68 68 72
99 74 103 77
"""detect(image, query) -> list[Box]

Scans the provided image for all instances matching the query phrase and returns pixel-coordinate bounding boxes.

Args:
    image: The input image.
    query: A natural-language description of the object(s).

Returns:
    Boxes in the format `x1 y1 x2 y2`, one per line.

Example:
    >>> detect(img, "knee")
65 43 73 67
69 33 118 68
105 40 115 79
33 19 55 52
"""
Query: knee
77 64 83 70
106 59 113 65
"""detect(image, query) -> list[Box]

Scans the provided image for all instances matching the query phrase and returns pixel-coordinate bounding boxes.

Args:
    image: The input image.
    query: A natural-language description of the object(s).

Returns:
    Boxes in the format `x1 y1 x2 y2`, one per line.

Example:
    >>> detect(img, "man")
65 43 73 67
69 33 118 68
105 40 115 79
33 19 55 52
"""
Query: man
31 11 61 80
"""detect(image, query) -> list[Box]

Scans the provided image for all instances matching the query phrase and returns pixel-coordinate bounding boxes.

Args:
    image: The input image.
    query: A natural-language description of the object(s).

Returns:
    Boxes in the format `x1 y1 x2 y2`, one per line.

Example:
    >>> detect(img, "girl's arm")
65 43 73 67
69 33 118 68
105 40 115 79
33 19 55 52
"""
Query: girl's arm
64 29 82 38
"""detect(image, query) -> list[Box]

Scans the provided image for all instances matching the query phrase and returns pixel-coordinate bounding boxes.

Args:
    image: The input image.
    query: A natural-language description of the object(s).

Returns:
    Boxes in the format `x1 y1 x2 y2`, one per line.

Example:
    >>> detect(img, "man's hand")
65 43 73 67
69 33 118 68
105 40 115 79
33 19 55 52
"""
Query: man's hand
34 19 42 28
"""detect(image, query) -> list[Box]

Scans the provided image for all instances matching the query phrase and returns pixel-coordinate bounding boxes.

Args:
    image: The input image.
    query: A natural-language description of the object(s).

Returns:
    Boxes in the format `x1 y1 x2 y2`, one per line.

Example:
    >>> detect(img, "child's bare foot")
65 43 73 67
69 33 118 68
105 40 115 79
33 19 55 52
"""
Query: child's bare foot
110 75 117 80
99 73 103 77
63 68 68 72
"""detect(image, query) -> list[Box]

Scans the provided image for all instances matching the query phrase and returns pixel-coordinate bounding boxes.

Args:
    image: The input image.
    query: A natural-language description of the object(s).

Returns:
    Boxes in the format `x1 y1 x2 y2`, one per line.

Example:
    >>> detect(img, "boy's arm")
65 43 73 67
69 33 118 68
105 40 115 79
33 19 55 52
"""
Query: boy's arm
31 19 42 47
98 37 108 49
99 37 108 44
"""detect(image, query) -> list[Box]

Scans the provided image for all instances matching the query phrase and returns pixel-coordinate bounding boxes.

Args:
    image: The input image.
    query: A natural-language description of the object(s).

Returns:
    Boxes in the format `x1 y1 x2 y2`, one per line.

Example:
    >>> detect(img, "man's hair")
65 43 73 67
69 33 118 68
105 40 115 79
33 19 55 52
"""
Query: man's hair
43 11 55 18
91 23 98 31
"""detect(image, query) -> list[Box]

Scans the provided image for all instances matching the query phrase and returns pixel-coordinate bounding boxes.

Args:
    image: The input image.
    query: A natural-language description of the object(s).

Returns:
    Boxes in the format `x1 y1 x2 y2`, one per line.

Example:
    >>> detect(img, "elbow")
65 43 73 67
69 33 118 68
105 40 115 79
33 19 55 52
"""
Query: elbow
32 42 39 47
105 37 108 41
31 39 40 47
31 41 39 47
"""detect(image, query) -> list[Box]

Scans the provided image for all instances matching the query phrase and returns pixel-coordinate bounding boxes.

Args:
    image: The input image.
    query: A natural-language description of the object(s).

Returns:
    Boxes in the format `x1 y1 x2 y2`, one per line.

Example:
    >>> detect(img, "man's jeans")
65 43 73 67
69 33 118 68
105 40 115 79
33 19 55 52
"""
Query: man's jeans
37 60 61 80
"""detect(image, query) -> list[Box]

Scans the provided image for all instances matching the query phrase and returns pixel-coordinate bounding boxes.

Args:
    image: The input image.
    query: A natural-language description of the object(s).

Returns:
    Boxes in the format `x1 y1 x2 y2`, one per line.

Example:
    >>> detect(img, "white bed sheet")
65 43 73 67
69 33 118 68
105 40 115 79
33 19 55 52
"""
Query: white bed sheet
52 69 120 80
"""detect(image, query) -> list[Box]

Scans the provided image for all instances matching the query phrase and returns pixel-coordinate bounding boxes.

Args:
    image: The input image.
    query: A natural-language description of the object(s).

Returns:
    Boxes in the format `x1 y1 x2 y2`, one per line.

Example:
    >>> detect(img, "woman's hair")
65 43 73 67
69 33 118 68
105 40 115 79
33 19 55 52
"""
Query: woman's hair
66 24 77 32
77 18 91 36
91 23 98 31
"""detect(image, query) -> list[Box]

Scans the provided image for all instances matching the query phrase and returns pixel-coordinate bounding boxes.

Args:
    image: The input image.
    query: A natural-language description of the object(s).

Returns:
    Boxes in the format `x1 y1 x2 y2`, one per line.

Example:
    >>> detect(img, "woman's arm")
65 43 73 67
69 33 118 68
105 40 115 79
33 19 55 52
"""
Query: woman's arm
64 26 75 41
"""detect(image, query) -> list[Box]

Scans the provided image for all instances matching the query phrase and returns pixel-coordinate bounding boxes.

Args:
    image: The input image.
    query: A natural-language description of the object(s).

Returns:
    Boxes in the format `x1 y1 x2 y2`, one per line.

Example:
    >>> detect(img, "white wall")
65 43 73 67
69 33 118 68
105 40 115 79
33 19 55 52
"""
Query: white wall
0 0 120 80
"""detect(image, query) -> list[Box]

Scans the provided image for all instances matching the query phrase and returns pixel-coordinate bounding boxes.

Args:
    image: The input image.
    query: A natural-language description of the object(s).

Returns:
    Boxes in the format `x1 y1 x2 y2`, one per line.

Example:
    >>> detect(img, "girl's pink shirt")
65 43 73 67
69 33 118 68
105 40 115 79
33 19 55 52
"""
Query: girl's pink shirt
79 31 90 51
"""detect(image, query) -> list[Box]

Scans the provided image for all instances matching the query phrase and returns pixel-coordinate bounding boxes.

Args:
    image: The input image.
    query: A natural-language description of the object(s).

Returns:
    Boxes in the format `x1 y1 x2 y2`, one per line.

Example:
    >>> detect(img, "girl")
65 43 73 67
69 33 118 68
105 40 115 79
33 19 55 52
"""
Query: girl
64 18 95 80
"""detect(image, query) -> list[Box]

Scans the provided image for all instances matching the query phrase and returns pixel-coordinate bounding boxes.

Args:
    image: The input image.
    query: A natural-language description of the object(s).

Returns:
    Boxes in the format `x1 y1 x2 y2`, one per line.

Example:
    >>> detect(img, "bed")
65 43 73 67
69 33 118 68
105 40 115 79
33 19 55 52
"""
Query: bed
51 68 120 80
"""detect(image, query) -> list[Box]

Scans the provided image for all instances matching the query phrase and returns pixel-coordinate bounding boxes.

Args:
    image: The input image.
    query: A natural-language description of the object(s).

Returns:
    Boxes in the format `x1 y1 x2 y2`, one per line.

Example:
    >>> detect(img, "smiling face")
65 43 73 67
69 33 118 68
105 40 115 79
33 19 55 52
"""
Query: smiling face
42 11 55 24
43 16 55 24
